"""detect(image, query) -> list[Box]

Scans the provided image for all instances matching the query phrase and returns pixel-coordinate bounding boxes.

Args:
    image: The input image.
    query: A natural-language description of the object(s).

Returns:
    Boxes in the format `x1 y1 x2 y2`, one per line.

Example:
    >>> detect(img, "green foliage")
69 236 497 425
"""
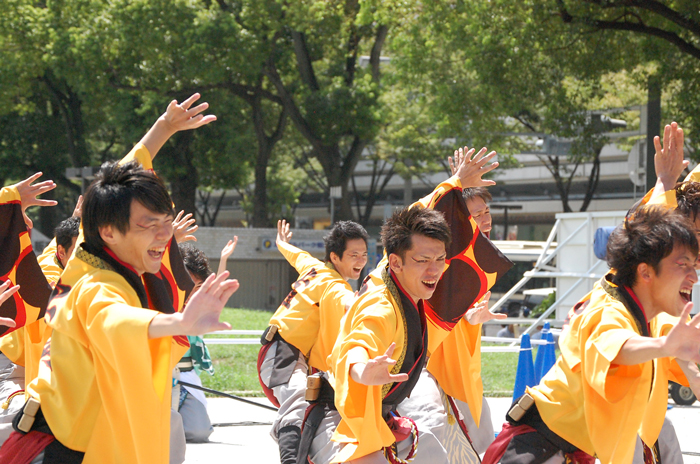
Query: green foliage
530 291 557 319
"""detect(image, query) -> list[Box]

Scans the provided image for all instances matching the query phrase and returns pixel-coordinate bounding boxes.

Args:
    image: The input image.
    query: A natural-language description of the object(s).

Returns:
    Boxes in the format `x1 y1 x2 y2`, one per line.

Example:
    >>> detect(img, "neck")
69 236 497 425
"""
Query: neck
391 270 420 306
629 282 657 320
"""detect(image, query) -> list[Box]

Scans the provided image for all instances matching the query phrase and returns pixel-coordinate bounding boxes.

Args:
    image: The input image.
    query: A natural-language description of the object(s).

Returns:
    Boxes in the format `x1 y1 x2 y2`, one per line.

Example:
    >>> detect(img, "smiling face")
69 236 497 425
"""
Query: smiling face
466 197 492 235
99 200 174 275
642 245 698 319
388 234 447 303
331 238 368 281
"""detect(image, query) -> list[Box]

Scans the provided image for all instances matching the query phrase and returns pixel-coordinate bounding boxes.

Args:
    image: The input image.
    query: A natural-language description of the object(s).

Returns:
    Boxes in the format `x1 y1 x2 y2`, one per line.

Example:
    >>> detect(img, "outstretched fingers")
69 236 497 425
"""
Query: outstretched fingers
0 282 19 306
179 93 202 111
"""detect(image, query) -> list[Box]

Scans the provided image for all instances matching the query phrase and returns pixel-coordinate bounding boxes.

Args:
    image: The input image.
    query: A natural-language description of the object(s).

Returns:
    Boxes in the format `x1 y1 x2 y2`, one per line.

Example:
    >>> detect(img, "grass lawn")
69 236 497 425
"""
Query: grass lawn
199 307 273 396
200 308 549 398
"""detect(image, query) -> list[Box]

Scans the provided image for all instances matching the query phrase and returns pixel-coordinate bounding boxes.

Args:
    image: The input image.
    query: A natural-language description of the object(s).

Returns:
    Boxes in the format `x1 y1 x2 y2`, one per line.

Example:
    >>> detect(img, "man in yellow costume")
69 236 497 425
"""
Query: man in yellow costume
258 218 369 464
0 95 240 464
0 173 59 443
327 205 455 464
483 206 700 464
353 147 511 464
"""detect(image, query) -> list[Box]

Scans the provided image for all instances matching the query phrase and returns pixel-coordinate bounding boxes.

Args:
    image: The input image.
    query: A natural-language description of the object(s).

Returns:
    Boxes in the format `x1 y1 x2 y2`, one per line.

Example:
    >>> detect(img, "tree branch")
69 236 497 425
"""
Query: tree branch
557 0 700 60
265 62 325 154
291 31 320 91
369 25 389 83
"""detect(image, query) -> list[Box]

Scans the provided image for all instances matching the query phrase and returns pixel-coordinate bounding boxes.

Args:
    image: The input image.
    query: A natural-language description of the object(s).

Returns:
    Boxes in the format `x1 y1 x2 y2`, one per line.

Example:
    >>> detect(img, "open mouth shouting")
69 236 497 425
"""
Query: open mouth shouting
680 288 692 304
422 279 437 291
148 246 166 261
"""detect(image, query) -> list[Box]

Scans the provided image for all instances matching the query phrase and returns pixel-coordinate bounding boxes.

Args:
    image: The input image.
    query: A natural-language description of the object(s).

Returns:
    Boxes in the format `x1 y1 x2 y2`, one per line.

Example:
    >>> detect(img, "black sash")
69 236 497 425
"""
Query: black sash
382 271 427 407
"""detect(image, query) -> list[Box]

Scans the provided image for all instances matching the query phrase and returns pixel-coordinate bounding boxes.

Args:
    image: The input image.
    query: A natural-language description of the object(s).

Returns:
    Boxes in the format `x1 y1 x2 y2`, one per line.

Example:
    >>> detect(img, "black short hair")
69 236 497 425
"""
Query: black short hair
54 216 80 250
607 206 698 287
462 187 492 204
179 243 213 282
381 206 451 260
82 160 174 249
324 221 370 262
676 181 700 223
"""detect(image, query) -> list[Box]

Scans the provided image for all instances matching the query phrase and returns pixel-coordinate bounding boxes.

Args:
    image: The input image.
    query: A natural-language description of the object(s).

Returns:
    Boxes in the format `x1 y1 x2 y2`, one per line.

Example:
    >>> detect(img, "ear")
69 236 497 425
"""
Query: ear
99 224 118 246
388 253 403 273
329 251 341 266
56 245 66 262
636 262 653 283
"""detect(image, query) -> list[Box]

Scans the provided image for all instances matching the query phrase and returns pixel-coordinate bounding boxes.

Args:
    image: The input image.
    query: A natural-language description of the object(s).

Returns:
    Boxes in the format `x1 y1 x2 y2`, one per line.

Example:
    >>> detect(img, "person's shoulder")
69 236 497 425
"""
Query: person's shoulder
350 283 395 318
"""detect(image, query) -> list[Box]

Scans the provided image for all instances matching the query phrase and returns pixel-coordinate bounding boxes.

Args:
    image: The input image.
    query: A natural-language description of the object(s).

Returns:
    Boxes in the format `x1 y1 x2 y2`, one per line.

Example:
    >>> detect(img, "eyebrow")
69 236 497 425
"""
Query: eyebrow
415 254 447 260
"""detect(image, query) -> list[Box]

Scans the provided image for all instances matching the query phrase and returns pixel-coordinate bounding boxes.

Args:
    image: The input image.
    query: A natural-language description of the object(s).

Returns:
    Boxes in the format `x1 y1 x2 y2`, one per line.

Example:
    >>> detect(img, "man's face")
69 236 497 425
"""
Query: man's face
57 237 78 268
100 200 174 275
389 234 446 303
466 197 491 235
331 238 368 281
647 245 698 317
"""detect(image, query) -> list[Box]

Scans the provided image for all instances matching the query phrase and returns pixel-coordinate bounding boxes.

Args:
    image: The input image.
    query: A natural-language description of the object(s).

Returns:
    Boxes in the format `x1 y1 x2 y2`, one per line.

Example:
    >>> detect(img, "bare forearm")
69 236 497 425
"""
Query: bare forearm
613 336 666 365
217 259 228 276
148 312 185 339
139 118 176 160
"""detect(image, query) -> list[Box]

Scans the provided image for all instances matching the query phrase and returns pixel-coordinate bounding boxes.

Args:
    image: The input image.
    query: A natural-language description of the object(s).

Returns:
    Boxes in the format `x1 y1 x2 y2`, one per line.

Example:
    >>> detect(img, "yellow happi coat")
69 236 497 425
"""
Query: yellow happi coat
330 274 417 462
27 246 188 463
364 174 502 426
529 275 688 464
0 142 187 390
268 240 354 371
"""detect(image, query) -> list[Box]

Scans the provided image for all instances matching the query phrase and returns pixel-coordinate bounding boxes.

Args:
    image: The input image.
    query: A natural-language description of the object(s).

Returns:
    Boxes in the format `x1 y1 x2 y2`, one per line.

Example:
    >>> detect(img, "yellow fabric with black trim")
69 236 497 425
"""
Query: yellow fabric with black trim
528 274 687 464
363 175 494 425
329 281 407 463
27 249 187 464
0 186 52 366
0 186 25 364
268 241 354 371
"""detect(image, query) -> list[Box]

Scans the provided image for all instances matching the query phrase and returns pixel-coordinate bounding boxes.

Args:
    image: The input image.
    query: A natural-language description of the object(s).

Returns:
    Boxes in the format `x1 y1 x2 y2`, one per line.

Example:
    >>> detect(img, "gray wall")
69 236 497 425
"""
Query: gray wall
189 227 328 310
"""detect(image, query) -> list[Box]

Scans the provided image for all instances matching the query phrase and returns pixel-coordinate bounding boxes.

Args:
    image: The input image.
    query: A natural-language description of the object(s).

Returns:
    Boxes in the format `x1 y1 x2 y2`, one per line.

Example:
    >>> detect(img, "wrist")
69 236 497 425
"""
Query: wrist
148 312 184 339
657 175 678 191
153 116 177 138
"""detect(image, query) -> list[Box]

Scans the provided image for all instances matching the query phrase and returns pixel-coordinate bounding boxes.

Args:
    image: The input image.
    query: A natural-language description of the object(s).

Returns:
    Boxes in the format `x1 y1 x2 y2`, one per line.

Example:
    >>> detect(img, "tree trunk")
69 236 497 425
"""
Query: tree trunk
249 90 287 228
167 132 198 216
252 141 271 227
578 145 604 212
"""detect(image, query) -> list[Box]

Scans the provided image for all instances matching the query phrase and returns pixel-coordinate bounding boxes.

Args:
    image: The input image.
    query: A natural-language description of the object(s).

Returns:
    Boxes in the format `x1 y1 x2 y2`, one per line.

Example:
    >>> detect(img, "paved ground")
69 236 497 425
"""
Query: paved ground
185 396 700 463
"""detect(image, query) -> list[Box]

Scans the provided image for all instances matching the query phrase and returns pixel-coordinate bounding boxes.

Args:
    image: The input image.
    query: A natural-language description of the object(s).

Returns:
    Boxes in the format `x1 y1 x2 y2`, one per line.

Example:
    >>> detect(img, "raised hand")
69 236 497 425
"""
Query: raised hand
0 281 18 327
161 93 217 133
452 146 499 188
654 121 687 191
11 172 57 229
140 93 217 159
448 148 465 176
465 292 505 325
349 343 409 386
72 195 83 218
663 303 700 364
178 271 239 335
217 236 238 276
277 219 292 245
172 210 198 243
